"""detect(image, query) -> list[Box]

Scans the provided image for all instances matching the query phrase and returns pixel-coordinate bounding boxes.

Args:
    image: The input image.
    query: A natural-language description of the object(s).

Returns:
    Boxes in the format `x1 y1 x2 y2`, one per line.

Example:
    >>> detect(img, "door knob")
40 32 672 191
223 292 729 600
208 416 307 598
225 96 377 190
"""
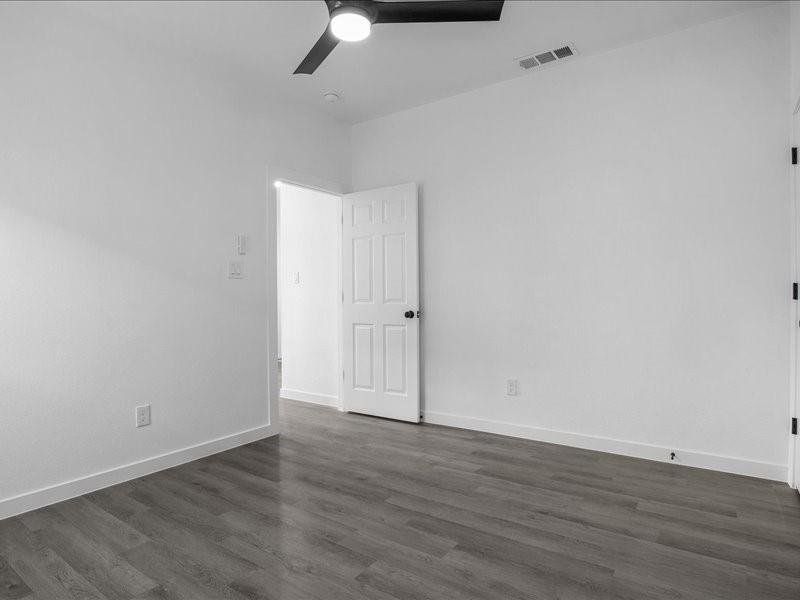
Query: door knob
404 310 415 319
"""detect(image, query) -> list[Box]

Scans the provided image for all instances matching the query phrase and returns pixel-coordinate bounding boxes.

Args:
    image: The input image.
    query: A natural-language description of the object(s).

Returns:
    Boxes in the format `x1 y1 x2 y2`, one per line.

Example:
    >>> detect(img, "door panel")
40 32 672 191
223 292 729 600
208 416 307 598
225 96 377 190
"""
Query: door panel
353 324 375 390
342 183 419 422
352 237 373 303
383 234 406 303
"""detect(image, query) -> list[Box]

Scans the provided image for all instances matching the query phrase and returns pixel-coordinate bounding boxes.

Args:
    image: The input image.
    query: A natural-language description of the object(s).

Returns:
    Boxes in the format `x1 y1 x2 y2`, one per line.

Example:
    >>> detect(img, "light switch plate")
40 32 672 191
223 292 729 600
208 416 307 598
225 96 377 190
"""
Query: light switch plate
235 234 247 255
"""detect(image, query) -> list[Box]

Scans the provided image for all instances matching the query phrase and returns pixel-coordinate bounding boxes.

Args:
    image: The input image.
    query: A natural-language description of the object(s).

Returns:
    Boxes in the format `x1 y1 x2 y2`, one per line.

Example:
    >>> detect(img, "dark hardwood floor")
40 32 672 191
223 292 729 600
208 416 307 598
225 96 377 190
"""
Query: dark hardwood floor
2 399 799 599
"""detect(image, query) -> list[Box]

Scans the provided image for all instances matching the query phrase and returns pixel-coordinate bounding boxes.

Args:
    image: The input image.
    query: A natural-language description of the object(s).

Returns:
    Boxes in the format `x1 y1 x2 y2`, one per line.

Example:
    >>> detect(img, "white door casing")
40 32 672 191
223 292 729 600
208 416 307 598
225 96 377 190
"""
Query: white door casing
794 107 800 490
341 183 419 422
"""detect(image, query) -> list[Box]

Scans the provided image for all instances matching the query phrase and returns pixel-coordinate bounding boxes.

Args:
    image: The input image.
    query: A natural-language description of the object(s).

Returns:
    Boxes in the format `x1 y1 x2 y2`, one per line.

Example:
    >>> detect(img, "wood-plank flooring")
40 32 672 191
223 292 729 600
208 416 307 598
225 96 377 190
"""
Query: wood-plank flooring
1 399 799 599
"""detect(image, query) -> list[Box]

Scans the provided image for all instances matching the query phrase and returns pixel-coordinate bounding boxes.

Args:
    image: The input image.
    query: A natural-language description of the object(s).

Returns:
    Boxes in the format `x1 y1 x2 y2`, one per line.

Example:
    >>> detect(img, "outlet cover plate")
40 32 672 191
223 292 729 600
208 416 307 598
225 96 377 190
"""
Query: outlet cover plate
228 261 244 279
136 404 151 428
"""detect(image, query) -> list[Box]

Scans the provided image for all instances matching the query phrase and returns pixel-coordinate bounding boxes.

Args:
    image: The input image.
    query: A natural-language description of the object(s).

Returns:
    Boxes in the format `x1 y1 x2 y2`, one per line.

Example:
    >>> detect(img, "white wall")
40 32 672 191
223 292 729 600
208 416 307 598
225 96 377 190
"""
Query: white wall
351 3 792 480
279 185 340 406
0 3 349 518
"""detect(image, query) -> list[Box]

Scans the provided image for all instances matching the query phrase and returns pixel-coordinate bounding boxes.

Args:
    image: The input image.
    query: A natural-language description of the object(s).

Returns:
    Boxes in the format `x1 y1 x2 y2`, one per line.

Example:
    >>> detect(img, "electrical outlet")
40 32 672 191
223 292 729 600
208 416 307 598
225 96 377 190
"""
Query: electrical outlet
228 261 244 279
136 405 151 428
506 379 519 396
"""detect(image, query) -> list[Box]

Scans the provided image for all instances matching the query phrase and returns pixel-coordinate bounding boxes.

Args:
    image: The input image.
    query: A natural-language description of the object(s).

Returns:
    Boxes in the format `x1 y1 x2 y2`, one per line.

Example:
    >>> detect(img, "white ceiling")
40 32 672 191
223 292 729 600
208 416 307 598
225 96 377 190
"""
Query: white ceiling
72 1 769 123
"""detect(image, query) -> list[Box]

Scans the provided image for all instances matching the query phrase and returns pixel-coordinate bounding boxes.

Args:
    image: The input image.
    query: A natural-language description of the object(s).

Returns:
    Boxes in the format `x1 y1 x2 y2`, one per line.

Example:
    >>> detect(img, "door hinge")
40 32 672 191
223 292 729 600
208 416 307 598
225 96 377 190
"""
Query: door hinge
793 147 798 165
792 417 797 435
793 282 798 300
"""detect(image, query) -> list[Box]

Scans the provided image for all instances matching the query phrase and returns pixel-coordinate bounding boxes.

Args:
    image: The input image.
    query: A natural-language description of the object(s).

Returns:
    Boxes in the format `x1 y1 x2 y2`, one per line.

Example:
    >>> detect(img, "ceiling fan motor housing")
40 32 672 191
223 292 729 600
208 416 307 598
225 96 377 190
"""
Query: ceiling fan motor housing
328 0 380 23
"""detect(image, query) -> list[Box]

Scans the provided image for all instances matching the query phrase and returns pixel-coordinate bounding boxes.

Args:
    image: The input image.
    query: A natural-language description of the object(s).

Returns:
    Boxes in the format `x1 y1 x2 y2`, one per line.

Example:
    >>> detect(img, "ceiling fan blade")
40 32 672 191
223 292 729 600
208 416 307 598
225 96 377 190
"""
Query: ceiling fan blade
293 26 339 75
373 0 504 24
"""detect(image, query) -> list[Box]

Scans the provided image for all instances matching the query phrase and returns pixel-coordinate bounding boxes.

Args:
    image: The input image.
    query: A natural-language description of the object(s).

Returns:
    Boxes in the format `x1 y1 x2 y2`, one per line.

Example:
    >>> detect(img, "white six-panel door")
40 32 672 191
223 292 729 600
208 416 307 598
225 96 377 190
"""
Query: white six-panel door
341 183 419 422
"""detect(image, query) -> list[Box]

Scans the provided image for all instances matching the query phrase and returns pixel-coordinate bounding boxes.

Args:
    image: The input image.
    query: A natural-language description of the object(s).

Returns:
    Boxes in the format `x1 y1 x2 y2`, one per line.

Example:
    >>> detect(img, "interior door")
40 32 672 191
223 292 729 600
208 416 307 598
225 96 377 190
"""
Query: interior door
341 183 419 422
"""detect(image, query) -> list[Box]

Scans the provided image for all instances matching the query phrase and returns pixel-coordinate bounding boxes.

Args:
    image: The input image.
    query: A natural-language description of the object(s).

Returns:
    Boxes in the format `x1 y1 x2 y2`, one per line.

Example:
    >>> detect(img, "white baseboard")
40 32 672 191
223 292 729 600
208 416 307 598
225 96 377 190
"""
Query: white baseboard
423 411 787 482
280 388 339 408
0 424 276 521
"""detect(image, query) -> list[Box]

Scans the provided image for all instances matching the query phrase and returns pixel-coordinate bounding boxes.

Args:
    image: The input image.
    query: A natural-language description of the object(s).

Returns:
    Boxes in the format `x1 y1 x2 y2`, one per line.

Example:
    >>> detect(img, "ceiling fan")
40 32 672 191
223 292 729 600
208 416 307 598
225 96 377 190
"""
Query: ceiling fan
294 0 505 75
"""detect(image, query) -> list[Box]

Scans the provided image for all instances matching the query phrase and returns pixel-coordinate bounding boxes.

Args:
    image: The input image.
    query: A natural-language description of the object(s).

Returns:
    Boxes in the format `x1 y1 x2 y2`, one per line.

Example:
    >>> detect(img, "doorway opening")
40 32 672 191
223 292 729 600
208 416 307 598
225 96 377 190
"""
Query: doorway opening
270 178 421 427
276 181 342 409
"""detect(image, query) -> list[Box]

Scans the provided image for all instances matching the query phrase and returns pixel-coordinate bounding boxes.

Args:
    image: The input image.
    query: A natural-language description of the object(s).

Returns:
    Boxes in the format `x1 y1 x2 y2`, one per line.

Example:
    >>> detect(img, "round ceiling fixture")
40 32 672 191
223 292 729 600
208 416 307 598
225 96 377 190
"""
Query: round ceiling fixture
330 8 371 42
323 91 341 103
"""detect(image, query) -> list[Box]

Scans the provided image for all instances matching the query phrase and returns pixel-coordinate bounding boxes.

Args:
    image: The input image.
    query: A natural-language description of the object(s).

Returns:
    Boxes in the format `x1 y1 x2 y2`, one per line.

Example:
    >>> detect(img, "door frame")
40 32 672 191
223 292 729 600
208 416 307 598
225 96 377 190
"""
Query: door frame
791 107 800 490
267 165 348 433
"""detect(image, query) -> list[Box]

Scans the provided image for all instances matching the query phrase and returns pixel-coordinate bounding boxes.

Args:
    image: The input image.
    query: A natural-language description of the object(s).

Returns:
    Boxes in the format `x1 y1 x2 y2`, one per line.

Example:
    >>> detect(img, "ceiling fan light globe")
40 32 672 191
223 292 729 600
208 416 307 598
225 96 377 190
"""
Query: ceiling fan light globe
330 10 371 42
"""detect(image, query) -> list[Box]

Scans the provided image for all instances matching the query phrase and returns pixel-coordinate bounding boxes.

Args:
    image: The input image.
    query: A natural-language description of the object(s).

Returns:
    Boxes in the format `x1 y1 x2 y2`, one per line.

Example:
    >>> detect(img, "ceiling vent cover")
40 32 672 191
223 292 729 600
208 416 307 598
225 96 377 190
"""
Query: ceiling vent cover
535 51 556 65
517 44 577 71
553 46 573 59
